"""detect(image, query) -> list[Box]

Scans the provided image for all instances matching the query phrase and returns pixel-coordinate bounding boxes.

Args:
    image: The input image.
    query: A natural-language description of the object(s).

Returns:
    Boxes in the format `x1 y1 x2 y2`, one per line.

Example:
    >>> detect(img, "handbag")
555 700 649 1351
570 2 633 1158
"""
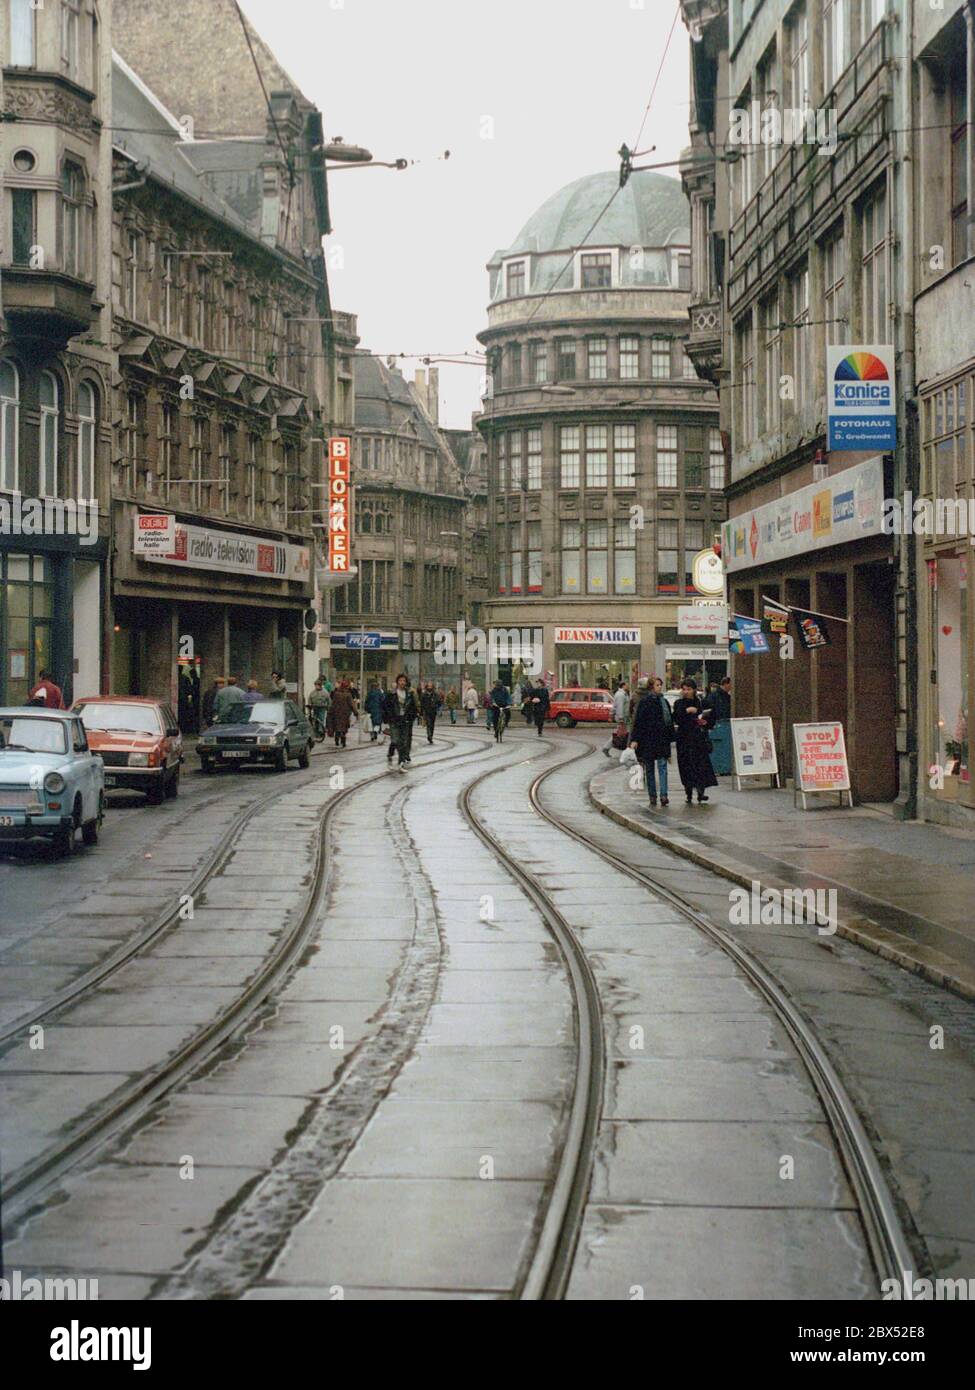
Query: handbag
611 721 629 750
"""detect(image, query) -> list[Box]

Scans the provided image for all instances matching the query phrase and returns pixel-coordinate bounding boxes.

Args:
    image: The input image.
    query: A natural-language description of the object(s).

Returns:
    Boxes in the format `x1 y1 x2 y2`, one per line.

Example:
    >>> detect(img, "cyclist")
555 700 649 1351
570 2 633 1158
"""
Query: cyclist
488 678 511 742
306 678 329 742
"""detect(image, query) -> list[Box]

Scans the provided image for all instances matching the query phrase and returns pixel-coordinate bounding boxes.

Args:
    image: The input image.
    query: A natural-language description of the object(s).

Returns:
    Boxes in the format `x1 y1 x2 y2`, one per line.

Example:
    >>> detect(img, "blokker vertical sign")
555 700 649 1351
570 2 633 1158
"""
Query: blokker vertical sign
827 345 896 451
327 437 352 573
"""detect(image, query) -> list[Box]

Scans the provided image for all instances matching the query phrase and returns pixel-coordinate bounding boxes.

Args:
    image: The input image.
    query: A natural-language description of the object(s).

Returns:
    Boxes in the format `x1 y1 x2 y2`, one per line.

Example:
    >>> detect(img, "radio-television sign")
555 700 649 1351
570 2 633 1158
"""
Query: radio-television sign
327 437 352 573
827 346 896 451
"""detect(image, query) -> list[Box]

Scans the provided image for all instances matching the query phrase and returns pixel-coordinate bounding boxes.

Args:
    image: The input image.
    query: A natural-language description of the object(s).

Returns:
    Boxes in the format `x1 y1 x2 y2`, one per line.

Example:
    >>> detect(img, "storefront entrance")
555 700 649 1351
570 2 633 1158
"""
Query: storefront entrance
558 656 638 690
0 552 55 705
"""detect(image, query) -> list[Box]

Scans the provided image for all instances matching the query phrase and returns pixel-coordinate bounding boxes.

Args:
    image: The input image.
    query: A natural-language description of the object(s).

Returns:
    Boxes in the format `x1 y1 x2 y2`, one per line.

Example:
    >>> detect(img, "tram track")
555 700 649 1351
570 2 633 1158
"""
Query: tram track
2 733 480 1229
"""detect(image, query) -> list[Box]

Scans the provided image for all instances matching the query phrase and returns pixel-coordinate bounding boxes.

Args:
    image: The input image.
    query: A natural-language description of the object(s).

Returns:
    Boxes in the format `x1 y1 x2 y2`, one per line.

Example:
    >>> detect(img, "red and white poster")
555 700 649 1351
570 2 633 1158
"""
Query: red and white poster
793 722 851 793
327 436 352 573
134 513 176 555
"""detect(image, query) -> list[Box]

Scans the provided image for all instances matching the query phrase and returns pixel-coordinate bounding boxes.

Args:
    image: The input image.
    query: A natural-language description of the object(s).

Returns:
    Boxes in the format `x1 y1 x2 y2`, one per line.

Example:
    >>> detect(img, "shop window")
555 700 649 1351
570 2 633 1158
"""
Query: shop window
39 372 59 499
2 360 21 493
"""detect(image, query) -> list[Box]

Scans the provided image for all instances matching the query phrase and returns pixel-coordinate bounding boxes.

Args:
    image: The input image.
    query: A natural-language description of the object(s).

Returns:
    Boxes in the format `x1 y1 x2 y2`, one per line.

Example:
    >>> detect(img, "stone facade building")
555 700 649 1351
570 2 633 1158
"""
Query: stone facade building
478 170 723 692
108 6 338 719
1 0 114 705
331 357 466 689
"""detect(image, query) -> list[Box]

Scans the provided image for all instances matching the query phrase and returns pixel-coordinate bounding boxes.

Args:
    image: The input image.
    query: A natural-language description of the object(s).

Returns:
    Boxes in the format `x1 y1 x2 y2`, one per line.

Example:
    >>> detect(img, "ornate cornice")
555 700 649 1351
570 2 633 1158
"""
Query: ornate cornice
2 71 96 133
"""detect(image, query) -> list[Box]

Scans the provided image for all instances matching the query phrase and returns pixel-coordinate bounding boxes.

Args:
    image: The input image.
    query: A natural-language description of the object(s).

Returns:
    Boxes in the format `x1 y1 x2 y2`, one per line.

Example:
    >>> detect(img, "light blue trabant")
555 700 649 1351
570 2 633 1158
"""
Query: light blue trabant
0 709 105 855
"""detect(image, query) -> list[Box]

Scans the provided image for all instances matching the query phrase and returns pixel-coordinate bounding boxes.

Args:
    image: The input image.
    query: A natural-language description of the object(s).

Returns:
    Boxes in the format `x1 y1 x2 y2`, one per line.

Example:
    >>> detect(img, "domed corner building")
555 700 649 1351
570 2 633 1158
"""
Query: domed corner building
476 169 725 695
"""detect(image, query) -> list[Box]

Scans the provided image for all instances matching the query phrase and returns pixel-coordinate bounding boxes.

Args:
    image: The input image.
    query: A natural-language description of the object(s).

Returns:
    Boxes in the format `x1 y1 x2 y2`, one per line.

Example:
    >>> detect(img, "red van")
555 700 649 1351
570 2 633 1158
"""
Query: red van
547 688 615 727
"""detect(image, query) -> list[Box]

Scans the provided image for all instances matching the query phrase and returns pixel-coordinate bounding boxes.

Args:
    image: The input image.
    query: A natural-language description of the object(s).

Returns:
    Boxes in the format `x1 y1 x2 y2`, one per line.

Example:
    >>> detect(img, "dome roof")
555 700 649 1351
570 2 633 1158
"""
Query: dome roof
500 169 689 259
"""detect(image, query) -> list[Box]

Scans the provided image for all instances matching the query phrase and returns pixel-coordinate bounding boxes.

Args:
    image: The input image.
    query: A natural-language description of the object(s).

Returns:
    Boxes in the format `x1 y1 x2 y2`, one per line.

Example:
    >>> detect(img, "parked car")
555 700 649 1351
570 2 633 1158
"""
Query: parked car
73 696 183 804
196 699 312 773
547 688 615 728
0 709 104 855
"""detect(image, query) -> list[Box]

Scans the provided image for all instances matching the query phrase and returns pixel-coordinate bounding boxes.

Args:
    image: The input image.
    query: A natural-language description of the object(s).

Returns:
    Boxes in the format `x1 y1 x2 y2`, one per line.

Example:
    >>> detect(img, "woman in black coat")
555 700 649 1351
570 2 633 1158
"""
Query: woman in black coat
672 679 718 804
629 684 673 806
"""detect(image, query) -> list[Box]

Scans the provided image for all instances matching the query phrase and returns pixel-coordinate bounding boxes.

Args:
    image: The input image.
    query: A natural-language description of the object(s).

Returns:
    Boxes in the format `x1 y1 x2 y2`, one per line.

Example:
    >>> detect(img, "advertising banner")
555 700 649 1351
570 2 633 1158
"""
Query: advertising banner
730 716 779 785
678 604 728 639
722 456 885 573
327 436 352 574
792 609 831 650
554 627 640 644
134 513 176 555
793 722 852 805
728 616 770 654
139 520 310 583
827 345 896 451
762 597 790 634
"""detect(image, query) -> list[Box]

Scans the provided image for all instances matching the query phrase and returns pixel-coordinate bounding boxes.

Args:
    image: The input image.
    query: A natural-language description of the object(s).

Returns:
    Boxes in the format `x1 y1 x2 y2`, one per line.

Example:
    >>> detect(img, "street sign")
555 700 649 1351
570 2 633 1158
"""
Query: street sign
793 721 853 808
730 716 780 790
327 437 352 574
346 632 381 650
134 513 175 555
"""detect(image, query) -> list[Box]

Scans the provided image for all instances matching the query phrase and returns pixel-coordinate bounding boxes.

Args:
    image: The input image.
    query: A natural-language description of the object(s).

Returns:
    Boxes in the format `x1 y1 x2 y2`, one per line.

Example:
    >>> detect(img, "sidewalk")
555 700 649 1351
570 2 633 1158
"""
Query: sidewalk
590 769 975 1001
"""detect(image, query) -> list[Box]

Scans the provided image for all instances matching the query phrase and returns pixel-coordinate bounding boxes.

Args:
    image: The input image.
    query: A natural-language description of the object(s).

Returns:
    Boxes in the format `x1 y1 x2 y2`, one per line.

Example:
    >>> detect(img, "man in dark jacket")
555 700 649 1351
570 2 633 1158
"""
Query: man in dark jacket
526 678 550 736
364 681 385 741
383 674 419 770
629 678 673 806
419 681 441 745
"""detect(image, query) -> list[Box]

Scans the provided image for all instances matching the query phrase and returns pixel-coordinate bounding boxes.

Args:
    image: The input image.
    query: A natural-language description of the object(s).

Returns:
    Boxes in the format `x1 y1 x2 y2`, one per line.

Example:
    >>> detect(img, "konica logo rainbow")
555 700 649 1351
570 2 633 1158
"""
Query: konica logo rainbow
832 352 891 407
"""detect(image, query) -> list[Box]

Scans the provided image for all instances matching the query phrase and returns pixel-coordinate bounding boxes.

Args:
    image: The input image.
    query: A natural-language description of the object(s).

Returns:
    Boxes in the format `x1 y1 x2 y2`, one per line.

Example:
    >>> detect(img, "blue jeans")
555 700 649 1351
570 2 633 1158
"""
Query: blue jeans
644 758 669 800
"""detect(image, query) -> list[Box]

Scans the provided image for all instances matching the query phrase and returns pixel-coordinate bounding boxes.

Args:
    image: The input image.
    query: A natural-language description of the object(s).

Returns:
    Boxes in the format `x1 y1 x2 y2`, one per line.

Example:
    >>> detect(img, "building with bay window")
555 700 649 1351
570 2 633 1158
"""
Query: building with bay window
1 0 113 705
477 169 722 691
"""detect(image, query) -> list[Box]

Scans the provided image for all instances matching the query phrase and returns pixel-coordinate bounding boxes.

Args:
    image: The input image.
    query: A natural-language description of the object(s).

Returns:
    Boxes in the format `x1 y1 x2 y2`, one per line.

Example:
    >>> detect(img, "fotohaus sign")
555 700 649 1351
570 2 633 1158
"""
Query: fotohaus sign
827 346 896 451
327 436 352 573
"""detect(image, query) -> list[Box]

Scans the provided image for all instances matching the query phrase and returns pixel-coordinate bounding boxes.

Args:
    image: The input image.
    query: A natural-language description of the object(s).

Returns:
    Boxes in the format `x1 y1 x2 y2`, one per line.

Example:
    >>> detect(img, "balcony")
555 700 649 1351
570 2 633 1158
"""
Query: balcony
686 295 723 384
1 267 96 351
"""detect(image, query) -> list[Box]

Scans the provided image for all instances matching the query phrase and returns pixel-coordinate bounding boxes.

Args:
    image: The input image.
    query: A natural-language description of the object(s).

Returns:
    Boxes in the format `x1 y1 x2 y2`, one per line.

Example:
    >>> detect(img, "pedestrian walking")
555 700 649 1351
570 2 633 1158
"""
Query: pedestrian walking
672 679 718 804
327 679 356 748
383 673 419 770
463 683 480 724
445 687 459 725
241 679 263 705
604 681 632 757
27 669 65 709
364 680 385 741
629 677 673 806
420 680 440 744
201 677 224 728
709 676 732 723
213 675 243 719
307 678 329 737
527 677 550 736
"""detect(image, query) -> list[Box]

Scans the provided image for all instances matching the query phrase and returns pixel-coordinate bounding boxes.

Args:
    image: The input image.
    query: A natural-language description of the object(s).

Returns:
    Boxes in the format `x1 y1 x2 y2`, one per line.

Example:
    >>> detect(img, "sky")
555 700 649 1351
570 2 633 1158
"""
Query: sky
239 0 692 429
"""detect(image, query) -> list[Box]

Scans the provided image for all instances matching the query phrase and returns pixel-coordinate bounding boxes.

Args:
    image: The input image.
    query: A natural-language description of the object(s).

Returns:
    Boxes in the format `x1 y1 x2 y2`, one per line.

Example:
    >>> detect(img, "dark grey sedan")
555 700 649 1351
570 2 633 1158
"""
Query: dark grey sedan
196 700 313 773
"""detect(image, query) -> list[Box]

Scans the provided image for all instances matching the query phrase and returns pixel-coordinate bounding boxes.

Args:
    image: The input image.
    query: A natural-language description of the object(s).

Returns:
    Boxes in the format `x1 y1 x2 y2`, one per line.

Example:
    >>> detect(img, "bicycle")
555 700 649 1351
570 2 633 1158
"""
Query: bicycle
491 705 510 743
306 705 327 744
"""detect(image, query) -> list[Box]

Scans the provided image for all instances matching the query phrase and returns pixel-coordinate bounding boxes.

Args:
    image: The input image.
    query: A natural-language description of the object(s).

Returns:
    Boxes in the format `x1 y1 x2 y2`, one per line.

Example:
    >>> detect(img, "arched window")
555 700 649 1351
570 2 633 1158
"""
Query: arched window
39 372 59 498
1 360 20 492
61 162 85 277
78 382 97 500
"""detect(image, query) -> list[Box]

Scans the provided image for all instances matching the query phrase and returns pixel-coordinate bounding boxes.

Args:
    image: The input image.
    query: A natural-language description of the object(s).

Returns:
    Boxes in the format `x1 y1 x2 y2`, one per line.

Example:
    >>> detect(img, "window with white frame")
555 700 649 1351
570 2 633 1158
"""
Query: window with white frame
557 339 577 381
121 391 141 494
529 341 547 384
62 161 85 277
614 518 636 594
762 292 782 433
497 432 507 492
527 521 542 592
77 382 96 500
860 183 889 343
560 426 580 487
158 402 178 497
586 520 608 593
824 0 847 91
789 265 810 410
509 431 523 488
39 372 59 498
651 336 672 378
709 428 724 489
11 0 35 65
619 336 640 379
526 428 541 488
614 424 636 487
656 424 678 487
822 224 847 349
580 252 613 289
561 521 581 592
61 0 80 79
787 2 810 109
505 260 526 297
510 524 522 593
1 360 19 492
586 424 608 487
587 338 608 380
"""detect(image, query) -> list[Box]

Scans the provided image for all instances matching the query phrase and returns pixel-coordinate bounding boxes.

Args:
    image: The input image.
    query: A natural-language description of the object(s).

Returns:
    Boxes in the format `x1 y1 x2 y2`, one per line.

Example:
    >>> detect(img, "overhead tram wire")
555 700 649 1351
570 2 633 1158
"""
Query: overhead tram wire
233 0 294 182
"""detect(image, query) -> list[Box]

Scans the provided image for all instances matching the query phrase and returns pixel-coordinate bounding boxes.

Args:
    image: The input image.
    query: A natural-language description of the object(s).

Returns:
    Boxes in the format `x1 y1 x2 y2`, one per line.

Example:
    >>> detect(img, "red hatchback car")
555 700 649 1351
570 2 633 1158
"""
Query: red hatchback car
547 688 615 728
73 696 183 803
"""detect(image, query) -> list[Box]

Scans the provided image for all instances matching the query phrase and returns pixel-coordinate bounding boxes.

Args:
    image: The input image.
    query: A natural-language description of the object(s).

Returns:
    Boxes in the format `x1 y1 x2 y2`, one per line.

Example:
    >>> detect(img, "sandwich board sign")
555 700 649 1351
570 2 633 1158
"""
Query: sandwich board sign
793 721 853 808
730 716 779 790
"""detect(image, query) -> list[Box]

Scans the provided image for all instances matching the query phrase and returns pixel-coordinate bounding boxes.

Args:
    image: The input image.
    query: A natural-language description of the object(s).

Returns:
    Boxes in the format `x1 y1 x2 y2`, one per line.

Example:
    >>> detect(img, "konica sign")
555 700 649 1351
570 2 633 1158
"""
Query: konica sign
827 345 896 451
